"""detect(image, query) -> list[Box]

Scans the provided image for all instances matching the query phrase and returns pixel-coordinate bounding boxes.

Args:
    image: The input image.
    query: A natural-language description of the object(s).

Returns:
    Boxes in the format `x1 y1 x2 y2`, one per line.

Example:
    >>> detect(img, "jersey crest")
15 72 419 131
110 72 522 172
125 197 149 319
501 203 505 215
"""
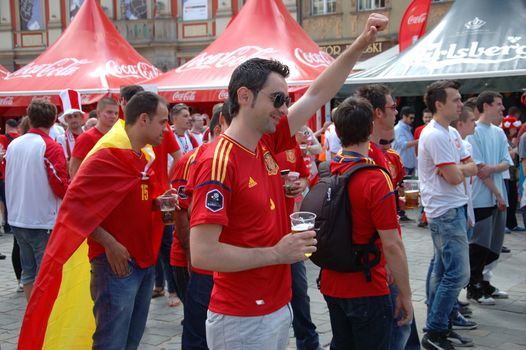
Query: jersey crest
286 149 296 163
263 151 279 176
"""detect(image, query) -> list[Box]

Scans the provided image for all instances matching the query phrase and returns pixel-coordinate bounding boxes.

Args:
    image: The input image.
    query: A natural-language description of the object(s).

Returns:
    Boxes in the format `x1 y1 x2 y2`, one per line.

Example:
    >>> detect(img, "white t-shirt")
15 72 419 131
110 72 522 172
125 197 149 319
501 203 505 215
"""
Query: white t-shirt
418 119 471 218
462 139 475 226
324 124 341 160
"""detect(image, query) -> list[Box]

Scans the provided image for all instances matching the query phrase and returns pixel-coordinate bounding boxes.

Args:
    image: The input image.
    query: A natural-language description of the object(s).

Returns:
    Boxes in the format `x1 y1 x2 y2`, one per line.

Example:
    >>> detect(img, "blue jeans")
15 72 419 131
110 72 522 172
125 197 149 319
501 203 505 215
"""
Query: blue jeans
389 285 420 350
154 225 177 293
291 261 321 350
324 294 393 350
182 271 213 349
426 207 470 333
90 255 155 350
12 226 50 284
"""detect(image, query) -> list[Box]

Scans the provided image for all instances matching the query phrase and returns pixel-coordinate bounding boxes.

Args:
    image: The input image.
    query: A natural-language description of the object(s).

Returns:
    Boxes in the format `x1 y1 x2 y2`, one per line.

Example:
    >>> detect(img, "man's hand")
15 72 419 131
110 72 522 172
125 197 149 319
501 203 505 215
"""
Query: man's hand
394 294 414 326
359 13 389 46
287 178 308 197
496 194 507 211
273 230 317 264
105 240 131 277
477 164 493 180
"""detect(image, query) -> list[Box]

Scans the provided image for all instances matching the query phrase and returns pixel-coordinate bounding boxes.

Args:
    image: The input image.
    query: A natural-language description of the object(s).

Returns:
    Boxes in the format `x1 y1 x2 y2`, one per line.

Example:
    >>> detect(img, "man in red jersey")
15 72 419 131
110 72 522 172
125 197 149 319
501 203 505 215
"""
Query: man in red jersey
189 14 388 349
171 103 230 350
69 97 119 178
319 97 412 350
414 108 433 141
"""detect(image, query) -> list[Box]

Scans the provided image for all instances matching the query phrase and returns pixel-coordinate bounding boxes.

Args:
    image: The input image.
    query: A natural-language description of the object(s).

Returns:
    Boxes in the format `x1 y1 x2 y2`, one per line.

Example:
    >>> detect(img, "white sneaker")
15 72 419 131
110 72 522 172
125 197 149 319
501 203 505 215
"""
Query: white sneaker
491 288 509 299
475 295 496 305
16 283 23 293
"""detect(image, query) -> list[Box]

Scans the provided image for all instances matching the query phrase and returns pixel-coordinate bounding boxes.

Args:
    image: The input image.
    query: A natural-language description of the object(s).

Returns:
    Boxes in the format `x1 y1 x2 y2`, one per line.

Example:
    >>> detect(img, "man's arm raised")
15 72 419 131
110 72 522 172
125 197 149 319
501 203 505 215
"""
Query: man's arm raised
287 13 388 135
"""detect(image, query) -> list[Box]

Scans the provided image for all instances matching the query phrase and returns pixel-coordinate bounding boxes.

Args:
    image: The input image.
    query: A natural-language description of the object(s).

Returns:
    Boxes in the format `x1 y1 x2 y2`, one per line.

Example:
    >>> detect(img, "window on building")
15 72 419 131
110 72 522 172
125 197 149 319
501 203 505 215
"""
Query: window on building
312 0 336 16
121 0 148 20
19 0 44 31
357 0 385 11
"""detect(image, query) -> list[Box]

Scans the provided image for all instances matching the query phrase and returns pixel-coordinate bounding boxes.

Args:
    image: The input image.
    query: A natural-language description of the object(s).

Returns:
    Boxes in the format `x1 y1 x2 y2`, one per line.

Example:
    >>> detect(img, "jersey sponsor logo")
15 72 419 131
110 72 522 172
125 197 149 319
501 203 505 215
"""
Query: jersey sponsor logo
248 177 257 188
206 189 224 212
286 149 296 163
177 185 187 199
263 152 279 176
269 198 275 210
141 184 149 200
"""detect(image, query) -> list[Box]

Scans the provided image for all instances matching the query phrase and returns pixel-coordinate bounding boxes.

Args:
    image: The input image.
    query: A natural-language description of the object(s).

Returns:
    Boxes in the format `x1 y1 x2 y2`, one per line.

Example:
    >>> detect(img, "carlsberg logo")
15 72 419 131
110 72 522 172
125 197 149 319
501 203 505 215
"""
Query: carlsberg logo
419 39 526 64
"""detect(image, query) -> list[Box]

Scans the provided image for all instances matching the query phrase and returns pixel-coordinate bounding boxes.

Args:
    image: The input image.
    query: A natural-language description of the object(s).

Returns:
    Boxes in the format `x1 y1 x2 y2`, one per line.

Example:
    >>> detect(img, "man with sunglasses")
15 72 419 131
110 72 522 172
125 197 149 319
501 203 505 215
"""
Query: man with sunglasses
188 13 388 350
394 106 418 176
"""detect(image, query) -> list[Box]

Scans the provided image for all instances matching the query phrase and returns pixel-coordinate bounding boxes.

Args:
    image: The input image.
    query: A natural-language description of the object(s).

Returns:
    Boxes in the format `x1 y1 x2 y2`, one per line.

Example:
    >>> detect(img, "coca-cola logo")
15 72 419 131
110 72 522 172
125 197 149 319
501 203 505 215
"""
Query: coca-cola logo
176 46 279 72
0 97 14 106
172 91 196 101
106 60 159 80
33 95 52 102
294 48 333 69
407 13 427 25
4 58 91 79
218 89 229 100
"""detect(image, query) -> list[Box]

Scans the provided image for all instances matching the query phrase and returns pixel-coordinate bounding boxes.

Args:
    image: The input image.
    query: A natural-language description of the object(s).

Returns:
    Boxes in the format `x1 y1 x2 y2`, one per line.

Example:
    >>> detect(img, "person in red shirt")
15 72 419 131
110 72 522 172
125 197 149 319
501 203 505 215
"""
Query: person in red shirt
56 89 85 161
189 13 388 349
319 96 412 350
172 103 230 350
69 97 119 178
414 108 433 141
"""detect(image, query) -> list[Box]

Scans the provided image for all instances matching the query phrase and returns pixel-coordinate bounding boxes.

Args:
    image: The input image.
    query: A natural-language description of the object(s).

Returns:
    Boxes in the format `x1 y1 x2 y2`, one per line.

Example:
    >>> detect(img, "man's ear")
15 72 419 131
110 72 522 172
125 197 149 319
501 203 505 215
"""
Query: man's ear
237 87 251 106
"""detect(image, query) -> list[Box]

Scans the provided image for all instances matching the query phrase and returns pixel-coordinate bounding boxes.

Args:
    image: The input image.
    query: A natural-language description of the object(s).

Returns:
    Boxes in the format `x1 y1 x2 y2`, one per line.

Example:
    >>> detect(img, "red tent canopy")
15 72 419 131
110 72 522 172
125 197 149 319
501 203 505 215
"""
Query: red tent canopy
0 0 159 116
145 0 334 104
0 65 8 79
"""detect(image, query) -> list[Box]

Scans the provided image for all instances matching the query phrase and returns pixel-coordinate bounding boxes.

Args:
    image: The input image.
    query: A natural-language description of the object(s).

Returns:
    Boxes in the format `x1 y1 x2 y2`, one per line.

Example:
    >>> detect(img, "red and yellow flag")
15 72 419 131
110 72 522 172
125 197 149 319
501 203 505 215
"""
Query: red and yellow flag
18 120 162 349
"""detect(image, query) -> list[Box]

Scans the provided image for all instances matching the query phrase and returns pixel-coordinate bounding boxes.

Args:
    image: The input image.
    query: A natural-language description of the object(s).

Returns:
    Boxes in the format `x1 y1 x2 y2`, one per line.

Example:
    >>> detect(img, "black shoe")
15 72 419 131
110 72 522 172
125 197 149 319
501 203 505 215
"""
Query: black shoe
399 215 415 222
447 330 474 347
0 253 6 260
501 246 511 253
422 332 455 350
418 222 428 228
459 305 473 316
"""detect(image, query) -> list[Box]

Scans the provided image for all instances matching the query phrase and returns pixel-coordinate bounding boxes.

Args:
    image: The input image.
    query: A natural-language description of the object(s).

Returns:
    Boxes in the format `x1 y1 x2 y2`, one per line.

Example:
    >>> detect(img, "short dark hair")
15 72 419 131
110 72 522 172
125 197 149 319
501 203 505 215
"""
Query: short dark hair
221 100 233 126
97 97 118 111
422 108 431 115
476 91 503 113
451 106 474 128
508 106 521 117
356 84 390 111
27 100 57 129
5 119 19 128
209 104 222 138
228 58 290 117
125 92 164 125
400 106 415 117
463 96 477 111
424 80 461 114
88 110 97 119
120 85 145 103
333 97 373 147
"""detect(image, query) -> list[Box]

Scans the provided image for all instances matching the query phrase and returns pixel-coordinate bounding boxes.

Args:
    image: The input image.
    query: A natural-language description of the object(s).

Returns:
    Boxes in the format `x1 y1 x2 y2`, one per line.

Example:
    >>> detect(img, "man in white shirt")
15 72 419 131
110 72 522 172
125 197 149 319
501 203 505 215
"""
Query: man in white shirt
418 80 477 350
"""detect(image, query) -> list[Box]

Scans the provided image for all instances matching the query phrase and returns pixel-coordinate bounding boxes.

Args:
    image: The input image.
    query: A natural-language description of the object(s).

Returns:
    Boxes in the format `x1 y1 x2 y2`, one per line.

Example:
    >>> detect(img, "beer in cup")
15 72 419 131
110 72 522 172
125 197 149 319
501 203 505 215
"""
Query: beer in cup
284 171 300 198
290 211 316 257
404 179 420 210
158 193 177 225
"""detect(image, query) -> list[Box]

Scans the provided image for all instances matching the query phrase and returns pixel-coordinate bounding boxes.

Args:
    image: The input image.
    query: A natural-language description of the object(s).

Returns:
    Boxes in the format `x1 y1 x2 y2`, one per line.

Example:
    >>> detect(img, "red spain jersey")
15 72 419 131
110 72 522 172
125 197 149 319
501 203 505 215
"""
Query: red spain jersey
72 127 104 160
87 152 159 268
368 141 389 170
152 123 180 191
190 117 295 316
384 148 406 186
320 154 399 299
169 144 207 269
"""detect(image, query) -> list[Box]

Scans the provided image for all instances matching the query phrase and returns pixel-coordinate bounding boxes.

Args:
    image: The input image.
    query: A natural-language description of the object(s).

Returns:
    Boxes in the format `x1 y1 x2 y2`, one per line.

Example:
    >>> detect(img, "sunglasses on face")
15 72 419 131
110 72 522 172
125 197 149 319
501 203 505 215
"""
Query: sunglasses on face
379 138 395 145
261 91 291 109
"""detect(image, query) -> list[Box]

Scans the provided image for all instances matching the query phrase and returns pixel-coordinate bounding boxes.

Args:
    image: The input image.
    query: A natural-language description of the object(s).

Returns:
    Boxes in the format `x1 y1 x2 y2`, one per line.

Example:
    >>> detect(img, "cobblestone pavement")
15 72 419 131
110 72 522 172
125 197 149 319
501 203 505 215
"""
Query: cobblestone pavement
0 210 525 349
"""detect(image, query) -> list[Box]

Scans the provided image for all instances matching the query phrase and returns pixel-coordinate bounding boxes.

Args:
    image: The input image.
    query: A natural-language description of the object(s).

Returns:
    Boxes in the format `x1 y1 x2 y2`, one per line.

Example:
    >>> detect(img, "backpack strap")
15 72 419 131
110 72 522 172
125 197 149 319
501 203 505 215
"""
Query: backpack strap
318 160 331 178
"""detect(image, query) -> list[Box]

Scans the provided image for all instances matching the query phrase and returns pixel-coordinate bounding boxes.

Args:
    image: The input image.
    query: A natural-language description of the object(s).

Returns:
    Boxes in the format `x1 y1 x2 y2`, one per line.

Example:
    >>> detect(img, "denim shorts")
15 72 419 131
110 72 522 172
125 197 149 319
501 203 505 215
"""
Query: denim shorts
12 226 50 284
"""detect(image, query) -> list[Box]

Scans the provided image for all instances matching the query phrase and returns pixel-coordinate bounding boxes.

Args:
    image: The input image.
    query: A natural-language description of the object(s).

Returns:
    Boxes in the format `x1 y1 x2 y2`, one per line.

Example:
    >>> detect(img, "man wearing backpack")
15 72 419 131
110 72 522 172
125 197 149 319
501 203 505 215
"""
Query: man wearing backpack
318 96 412 350
418 81 478 350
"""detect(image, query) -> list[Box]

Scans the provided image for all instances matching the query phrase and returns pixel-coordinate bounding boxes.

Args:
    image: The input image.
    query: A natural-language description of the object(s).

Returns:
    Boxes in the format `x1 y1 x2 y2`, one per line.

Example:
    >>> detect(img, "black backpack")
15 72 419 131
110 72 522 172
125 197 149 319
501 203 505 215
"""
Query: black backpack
301 161 388 281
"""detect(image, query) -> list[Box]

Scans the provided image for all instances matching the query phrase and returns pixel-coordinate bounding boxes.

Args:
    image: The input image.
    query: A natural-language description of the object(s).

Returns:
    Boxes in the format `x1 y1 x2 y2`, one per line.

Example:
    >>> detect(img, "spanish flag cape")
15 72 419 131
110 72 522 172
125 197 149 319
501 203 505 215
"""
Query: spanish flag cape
18 120 163 349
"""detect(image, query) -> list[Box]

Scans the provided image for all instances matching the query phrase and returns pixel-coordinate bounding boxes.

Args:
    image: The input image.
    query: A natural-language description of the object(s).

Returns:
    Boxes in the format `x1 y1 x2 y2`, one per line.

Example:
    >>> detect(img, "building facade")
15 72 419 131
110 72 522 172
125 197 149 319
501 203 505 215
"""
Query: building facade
0 0 452 72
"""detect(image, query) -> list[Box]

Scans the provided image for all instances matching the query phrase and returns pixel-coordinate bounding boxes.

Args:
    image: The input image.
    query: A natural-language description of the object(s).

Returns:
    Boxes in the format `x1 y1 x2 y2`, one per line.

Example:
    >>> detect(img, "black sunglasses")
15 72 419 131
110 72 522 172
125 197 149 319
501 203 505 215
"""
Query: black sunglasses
379 138 395 145
261 91 291 109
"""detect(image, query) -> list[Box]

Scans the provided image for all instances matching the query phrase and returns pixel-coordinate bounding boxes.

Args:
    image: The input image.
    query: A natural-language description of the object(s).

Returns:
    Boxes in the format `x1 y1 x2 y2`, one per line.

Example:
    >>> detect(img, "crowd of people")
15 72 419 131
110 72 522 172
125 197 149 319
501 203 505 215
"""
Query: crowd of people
0 11 522 350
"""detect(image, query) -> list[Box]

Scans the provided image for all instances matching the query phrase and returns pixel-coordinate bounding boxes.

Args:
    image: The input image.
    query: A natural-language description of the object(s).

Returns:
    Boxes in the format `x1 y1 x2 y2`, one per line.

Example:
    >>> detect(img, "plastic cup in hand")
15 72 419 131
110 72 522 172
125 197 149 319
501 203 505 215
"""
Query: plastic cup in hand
403 179 420 210
158 193 177 225
284 171 300 198
290 211 316 257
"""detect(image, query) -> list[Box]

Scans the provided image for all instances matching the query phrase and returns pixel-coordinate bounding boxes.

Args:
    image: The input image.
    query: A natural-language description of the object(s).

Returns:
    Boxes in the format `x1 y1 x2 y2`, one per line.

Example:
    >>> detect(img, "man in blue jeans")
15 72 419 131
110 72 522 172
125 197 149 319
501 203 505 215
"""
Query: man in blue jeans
418 80 478 349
